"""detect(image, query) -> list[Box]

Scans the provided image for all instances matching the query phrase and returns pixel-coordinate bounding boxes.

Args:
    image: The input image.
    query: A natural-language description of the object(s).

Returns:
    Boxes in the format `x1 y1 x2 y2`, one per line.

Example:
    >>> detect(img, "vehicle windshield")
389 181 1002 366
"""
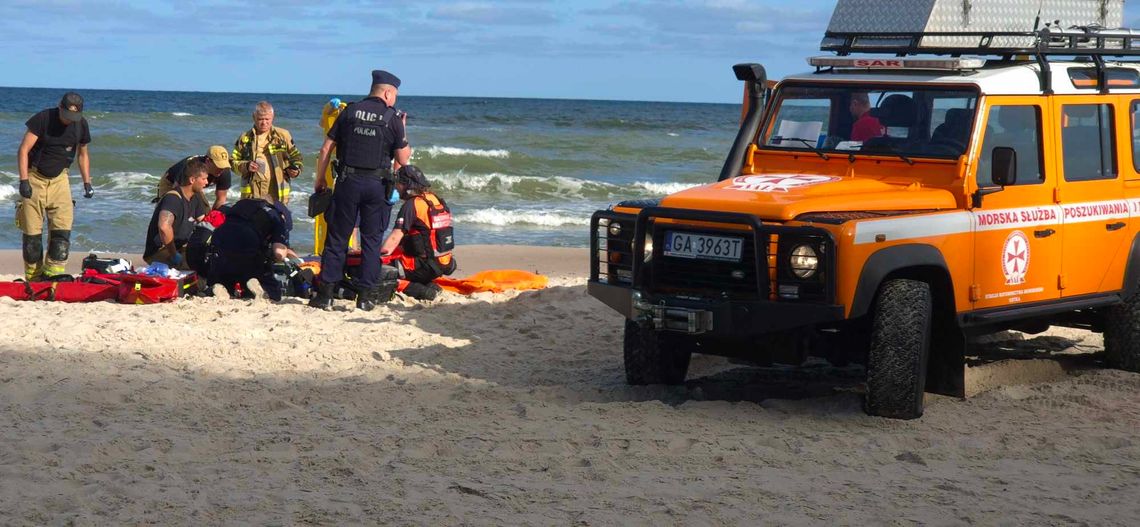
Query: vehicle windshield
760 84 979 159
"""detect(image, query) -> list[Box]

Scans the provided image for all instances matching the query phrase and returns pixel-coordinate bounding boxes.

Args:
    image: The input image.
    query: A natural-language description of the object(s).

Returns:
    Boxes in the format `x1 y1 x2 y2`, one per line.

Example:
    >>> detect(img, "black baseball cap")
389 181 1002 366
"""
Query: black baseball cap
371 70 401 89
59 92 84 121
396 165 429 190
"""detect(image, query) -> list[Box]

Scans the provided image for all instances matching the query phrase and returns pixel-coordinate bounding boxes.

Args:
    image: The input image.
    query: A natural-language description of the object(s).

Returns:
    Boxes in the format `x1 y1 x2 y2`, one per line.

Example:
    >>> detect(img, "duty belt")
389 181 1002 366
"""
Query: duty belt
339 165 392 180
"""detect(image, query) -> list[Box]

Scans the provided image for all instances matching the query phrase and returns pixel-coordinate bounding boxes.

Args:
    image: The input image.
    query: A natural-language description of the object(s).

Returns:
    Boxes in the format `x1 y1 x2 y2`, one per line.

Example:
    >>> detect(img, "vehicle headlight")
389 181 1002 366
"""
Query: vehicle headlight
643 235 654 263
789 244 819 279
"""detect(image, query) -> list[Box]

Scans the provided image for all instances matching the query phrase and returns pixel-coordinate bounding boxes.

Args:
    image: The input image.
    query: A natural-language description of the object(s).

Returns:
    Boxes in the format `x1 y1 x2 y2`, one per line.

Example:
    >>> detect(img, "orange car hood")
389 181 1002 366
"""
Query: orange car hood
660 174 957 221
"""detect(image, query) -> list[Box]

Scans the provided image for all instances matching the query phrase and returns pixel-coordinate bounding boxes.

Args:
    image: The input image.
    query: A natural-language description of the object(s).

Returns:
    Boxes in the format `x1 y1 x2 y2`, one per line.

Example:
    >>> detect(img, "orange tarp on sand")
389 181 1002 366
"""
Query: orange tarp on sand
433 270 548 294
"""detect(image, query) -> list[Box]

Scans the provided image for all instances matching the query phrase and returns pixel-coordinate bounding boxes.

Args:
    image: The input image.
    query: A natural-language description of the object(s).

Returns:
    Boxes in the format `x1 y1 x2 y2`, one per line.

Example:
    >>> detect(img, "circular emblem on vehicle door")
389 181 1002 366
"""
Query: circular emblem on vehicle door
1002 230 1030 286
728 174 839 192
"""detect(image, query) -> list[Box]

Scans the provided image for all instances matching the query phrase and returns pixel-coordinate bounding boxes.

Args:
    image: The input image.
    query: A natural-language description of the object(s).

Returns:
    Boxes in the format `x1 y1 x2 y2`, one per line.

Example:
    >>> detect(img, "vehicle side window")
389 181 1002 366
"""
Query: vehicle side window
1061 104 1116 182
977 105 1043 186
1132 101 1140 174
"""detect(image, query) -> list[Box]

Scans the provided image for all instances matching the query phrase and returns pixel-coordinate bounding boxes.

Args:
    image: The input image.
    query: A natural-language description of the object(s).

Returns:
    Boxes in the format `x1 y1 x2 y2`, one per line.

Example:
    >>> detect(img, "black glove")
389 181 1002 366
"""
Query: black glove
83 182 94 199
18 179 32 199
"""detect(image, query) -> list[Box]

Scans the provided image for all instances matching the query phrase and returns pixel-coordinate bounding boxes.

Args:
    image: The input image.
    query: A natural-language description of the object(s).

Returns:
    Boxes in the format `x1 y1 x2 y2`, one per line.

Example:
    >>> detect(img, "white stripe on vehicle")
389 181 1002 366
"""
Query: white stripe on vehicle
1061 199 1130 224
853 211 973 244
974 205 1061 232
852 197 1140 245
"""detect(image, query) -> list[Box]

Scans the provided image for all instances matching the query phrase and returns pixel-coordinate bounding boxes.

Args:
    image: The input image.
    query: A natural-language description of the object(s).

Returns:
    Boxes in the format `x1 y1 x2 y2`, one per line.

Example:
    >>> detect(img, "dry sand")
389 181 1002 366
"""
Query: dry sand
1 246 1138 524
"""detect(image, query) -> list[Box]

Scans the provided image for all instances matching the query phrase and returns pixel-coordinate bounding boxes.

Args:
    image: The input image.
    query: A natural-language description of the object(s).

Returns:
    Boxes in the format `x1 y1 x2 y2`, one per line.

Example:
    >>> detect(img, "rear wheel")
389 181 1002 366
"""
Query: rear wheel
865 279 932 419
1104 292 1140 372
623 320 693 385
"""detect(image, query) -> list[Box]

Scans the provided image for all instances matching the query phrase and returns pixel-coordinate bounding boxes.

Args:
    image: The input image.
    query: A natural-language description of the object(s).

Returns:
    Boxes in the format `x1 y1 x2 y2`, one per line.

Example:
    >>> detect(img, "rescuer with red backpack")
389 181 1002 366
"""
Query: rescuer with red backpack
380 165 455 301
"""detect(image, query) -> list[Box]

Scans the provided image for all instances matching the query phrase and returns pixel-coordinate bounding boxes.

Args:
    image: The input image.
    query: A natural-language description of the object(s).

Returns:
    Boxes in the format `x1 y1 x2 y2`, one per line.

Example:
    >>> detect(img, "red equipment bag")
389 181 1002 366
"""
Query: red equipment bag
116 274 191 304
345 250 400 268
0 280 118 303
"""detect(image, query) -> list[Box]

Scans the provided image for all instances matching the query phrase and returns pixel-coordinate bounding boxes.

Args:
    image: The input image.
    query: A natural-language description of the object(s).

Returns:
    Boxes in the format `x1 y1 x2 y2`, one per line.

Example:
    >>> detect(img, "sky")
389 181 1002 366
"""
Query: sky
2 0 1140 104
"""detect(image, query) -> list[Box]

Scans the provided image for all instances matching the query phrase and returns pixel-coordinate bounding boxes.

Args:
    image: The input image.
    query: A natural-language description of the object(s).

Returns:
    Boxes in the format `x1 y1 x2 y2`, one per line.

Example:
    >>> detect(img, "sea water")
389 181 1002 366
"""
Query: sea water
0 87 738 253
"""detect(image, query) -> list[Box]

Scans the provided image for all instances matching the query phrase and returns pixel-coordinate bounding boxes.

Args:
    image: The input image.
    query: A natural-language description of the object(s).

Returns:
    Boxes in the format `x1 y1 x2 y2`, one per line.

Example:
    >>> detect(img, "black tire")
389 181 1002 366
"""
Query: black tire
865 279 932 419
623 320 692 385
1104 292 1140 372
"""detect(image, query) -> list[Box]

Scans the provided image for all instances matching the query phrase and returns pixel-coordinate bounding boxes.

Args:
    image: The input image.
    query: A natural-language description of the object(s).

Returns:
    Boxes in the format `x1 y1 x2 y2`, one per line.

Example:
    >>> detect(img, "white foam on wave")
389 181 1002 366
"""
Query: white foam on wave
103 171 158 188
429 171 704 200
417 146 511 159
0 185 16 201
0 170 17 182
171 112 193 117
430 172 593 194
458 207 590 227
633 181 703 195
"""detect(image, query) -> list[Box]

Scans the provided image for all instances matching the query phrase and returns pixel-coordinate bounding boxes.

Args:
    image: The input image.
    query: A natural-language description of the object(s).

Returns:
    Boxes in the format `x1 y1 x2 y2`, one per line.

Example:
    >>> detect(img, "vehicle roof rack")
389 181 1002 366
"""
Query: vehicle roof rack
820 25 1140 94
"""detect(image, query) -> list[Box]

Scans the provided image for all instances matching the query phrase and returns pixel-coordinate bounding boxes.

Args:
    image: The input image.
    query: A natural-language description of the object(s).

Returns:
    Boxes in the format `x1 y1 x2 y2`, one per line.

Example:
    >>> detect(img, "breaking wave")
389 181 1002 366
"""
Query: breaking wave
458 207 590 227
632 181 704 194
416 146 511 159
100 172 159 189
428 172 703 200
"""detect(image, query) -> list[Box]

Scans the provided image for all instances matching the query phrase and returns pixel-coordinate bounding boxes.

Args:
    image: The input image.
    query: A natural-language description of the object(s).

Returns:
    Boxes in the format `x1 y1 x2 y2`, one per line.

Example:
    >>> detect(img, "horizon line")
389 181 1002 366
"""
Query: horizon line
0 84 739 107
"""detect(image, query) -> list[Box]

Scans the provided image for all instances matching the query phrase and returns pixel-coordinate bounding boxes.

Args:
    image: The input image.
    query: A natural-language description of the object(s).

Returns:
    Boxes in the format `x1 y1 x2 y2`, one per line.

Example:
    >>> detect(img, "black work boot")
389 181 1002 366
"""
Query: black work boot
356 287 377 312
309 282 335 310
403 282 439 301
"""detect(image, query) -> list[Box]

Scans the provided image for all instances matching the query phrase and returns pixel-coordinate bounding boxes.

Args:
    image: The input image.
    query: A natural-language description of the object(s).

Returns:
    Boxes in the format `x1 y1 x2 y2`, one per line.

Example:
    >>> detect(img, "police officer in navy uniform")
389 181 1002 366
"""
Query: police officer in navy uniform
207 198 296 301
310 70 411 310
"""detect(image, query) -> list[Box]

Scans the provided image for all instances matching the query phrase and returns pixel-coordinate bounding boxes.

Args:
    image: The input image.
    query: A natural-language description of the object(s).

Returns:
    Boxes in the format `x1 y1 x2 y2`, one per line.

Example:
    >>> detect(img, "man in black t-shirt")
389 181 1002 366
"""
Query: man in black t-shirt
14 92 93 280
143 159 210 268
155 145 233 210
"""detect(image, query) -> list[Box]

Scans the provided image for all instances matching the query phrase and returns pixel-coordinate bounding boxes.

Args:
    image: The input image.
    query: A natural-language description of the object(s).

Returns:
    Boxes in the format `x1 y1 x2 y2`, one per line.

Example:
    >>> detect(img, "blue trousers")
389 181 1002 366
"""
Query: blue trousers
319 174 391 289
208 221 282 301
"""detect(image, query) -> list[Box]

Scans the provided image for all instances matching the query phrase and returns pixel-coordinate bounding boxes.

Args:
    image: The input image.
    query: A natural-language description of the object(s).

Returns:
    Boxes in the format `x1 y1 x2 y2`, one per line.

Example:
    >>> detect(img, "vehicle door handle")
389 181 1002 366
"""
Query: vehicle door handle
1034 228 1055 238
1106 222 1126 231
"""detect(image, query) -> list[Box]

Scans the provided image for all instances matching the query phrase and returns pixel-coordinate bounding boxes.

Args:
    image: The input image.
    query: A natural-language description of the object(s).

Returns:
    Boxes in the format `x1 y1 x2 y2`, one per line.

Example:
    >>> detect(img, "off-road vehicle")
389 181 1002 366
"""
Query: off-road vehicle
588 0 1140 418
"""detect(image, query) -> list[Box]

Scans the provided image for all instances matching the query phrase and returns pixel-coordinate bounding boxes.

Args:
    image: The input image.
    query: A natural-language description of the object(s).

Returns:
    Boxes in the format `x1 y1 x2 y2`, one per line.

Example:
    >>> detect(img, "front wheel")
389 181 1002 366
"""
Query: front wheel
623 320 692 385
865 279 932 419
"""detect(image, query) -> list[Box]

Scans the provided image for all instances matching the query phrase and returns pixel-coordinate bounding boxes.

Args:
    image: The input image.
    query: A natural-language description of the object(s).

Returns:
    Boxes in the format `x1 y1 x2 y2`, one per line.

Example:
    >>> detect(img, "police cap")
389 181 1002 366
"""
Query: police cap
371 70 401 89
396 165 429 191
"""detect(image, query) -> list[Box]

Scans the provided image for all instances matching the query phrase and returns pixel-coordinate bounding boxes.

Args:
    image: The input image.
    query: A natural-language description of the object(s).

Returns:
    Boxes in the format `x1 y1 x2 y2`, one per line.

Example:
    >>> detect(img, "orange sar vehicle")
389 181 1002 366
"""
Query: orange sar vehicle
589 25 1140 419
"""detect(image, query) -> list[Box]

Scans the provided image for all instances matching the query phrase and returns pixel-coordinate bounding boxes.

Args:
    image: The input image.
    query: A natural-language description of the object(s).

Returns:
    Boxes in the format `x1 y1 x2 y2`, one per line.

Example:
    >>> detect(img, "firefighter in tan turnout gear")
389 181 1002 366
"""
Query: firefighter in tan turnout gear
232 101 303 205
15 92 94 280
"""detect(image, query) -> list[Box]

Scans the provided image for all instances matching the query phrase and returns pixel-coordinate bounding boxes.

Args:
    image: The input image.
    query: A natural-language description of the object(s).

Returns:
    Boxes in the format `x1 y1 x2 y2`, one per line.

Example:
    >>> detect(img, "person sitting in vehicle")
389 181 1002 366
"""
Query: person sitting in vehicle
206 198 297 301
849 92 885 141
380 165 456 301
861 94 918 152
143 158 210 268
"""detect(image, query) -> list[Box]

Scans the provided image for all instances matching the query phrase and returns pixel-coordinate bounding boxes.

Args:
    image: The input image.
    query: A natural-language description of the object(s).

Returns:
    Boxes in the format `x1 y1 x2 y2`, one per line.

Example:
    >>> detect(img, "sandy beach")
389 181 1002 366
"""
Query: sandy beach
1 245 1138 524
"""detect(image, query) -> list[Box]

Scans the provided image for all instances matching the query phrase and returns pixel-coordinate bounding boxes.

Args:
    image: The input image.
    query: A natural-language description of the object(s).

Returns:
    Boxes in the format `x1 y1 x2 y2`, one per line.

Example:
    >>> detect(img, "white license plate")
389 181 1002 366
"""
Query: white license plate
663 231 742 262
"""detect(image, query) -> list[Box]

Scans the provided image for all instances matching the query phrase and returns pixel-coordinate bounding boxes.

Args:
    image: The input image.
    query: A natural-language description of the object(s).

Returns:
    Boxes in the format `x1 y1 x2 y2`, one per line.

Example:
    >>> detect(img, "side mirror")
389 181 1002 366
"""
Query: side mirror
991 146 1017 186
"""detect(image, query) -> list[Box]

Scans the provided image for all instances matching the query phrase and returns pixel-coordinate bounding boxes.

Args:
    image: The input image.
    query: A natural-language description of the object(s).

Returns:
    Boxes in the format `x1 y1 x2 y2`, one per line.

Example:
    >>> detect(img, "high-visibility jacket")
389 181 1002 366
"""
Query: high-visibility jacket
398 192 454 272
232 126 303 204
